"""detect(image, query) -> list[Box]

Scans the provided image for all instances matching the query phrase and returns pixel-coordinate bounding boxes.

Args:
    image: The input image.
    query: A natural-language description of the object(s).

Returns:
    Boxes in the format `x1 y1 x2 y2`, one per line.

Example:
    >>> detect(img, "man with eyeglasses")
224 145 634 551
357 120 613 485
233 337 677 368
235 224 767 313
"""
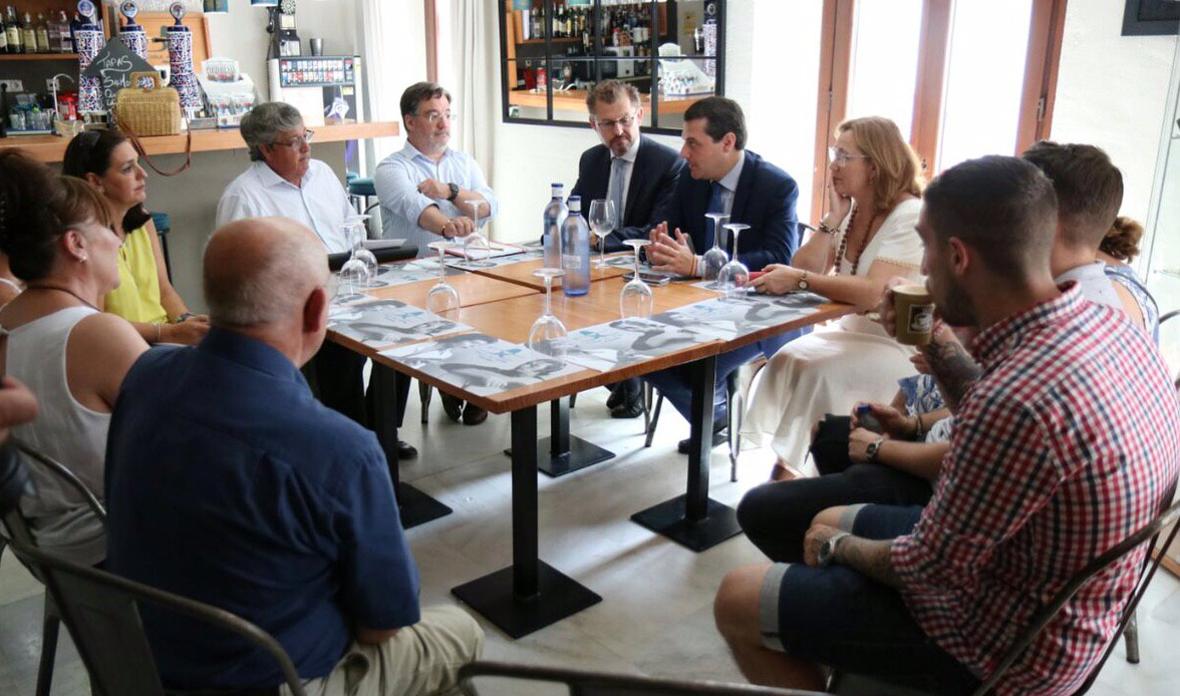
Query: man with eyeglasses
374 82 499 257
570 80 684 418
217 101 419 461
216 102 354 253
374 81 499 426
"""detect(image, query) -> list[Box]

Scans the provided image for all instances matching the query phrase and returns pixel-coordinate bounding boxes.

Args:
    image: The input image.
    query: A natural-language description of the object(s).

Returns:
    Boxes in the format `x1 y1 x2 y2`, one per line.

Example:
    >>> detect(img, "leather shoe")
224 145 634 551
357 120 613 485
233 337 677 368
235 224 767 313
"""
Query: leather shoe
397 440 418 460
610 393 644 419
440 393 463 423
462 404 488 425
606 385 624 410
677 427 728 454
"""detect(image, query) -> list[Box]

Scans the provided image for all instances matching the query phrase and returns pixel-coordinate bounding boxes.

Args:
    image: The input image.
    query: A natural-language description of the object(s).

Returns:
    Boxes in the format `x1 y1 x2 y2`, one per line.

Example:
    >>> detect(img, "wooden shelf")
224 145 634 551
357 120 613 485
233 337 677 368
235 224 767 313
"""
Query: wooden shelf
0 120 400 163
0 53 79 61
518 38 581 44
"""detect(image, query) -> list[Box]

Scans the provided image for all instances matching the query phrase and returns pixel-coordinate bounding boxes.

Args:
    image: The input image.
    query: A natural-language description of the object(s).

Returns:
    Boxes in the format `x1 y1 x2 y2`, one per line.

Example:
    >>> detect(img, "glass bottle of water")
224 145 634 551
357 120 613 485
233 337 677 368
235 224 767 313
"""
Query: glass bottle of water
561 195 591 296
542 183 567 269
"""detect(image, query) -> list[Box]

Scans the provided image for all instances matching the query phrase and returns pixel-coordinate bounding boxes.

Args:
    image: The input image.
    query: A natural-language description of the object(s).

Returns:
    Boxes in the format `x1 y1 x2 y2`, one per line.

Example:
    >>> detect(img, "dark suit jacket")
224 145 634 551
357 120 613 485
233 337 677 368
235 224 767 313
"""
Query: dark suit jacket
570 135 684 252
651 149 800 271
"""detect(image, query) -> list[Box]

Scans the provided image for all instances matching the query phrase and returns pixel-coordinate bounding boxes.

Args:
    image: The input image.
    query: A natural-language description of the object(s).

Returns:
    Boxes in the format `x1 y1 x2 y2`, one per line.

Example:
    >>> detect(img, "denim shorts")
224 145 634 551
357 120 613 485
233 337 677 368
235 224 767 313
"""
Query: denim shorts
759 505 981 695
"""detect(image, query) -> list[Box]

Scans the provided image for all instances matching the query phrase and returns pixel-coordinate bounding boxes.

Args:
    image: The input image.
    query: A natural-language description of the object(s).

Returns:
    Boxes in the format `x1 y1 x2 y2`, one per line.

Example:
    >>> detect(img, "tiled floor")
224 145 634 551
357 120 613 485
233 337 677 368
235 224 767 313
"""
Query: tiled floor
1 387 1177 694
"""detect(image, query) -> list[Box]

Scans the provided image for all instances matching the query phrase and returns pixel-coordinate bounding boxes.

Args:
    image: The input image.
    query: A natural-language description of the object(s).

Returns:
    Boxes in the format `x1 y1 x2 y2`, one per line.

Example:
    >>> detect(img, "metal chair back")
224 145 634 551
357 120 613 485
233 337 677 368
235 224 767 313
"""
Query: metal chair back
972 494 1180 695
459 660 826 696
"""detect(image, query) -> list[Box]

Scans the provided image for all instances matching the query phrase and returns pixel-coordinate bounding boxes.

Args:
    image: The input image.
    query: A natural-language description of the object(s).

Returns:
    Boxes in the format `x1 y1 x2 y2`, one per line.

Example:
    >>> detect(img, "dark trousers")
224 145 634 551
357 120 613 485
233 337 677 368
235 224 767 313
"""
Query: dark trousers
311 341 410 429
738 464 932 563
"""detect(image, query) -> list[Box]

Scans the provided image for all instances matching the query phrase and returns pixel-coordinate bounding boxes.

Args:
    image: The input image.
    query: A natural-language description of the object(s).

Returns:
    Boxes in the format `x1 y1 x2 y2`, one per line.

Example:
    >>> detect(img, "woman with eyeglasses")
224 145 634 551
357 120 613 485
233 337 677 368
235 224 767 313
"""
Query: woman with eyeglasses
741 116 926 480
63 129 208 345
0 150 148 565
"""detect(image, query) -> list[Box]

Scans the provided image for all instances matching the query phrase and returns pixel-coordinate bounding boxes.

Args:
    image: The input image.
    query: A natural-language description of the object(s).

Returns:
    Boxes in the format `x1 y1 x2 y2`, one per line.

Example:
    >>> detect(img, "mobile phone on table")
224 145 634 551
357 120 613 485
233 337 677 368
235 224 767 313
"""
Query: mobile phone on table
624 271 673 286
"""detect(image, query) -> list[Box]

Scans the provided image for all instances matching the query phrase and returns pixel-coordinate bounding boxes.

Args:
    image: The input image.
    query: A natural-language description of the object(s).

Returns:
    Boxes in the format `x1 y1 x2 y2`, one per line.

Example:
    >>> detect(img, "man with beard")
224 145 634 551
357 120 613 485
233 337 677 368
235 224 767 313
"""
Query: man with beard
569 80 684 418
712 156 1180 694
375 81 499 425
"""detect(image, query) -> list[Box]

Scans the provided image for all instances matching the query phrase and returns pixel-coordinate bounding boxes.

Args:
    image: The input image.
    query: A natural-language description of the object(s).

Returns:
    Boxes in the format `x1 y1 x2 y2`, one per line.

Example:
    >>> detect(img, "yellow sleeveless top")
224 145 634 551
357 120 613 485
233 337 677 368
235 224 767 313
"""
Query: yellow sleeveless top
104 225 168 325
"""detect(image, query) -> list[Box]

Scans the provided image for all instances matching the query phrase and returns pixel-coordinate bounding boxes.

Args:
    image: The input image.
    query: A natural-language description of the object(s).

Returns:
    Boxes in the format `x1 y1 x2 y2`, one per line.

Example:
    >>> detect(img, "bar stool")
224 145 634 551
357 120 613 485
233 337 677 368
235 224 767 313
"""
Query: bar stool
150 212 173 282
348 176 380 215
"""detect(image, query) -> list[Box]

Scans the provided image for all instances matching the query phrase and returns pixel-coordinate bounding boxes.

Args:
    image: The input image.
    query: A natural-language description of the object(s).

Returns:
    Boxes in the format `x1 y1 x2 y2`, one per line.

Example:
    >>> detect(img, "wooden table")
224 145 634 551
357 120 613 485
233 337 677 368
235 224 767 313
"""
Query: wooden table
329 257 853 639
468 254 631 291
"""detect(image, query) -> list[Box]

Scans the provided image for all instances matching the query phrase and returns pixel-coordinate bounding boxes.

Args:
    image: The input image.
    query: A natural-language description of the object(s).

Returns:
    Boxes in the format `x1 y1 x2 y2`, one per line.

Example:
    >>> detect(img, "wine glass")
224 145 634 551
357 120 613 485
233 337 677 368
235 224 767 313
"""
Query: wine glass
620 239 653 319
425 241 461 314
344 215 379 285
461 199 492 261
588 198 617 269
528 268 567 359
338 256 370 299
702 212 731 281
717 223 750 299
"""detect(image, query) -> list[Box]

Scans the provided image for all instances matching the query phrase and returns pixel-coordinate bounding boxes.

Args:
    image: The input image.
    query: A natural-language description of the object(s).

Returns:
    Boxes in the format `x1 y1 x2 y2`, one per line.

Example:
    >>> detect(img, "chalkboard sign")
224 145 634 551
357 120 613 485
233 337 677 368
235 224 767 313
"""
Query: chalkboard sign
81 40 157 112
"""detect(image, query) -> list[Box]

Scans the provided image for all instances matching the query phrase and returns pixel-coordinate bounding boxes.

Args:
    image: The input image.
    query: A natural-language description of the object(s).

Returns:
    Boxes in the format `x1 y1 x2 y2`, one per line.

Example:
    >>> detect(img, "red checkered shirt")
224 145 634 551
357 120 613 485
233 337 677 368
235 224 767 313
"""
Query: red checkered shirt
891 285 1180 695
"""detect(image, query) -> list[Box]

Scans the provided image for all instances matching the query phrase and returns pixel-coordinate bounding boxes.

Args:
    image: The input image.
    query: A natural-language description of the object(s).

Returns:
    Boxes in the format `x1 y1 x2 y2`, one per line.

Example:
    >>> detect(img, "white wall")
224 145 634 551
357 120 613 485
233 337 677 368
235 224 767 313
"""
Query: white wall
1050 0 1177 226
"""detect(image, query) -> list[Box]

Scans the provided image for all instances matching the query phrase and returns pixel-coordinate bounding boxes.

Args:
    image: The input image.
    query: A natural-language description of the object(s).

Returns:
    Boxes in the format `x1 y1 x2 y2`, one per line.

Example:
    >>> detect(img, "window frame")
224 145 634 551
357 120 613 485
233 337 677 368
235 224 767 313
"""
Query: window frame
809 0 1068 225
496 0 728 135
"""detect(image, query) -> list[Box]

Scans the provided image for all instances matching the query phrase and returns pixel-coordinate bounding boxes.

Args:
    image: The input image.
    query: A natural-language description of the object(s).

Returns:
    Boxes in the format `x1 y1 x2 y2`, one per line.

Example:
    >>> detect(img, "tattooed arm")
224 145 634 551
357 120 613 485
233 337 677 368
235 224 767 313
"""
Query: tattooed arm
919 323 982 413
803 524 903 589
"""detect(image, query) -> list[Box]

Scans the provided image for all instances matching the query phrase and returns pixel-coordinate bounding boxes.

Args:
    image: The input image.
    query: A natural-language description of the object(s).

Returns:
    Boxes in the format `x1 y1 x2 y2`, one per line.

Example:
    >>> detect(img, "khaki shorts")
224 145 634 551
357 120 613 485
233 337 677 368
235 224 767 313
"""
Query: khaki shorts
285 605 484 696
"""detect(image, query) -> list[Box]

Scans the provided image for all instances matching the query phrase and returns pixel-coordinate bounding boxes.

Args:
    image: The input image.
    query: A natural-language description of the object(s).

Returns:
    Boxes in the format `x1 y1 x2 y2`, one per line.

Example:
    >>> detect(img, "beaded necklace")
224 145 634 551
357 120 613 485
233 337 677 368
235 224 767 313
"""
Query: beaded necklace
834 205 880 277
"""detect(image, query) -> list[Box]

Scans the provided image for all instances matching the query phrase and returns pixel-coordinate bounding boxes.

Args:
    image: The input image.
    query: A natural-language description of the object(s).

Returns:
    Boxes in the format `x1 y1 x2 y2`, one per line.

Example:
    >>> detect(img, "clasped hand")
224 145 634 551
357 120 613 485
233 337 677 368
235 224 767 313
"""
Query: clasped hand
750 264 803 295
417 178 451 201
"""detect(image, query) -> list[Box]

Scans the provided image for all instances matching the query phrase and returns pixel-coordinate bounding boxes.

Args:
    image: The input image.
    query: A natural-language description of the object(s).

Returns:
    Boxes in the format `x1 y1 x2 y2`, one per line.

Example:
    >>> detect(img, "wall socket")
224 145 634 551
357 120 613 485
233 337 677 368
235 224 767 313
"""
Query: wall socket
0 79 24 92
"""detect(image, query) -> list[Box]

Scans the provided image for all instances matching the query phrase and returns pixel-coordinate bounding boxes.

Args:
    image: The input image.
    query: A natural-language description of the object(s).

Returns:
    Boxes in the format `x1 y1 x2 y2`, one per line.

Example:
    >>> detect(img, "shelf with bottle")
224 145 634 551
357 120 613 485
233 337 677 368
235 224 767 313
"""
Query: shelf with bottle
0 5 76 56
0 51 75 60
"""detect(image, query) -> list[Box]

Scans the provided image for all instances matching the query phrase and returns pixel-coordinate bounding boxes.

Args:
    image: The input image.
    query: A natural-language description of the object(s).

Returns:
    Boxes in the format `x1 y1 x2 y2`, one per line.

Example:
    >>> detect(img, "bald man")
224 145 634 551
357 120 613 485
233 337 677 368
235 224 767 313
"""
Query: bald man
105 218 482 695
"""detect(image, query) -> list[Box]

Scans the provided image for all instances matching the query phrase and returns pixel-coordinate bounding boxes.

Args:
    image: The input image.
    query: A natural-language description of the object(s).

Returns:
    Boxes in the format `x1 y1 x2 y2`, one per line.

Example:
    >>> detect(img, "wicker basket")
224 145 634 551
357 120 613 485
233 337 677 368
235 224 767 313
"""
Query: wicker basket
115 72 182 137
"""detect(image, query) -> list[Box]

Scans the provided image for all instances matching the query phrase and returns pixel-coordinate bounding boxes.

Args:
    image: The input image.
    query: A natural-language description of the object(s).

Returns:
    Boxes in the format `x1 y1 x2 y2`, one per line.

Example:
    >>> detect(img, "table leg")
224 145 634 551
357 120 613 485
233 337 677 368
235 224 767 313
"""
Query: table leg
371 364 452 529
536 398 614 477
630 355 742 551
453 406 602 639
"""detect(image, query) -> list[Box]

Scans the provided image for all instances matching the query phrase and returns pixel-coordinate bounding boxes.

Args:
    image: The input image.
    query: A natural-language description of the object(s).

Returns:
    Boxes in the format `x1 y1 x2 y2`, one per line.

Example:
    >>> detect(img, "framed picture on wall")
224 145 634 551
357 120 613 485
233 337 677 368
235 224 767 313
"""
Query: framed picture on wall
1122 0 1180 36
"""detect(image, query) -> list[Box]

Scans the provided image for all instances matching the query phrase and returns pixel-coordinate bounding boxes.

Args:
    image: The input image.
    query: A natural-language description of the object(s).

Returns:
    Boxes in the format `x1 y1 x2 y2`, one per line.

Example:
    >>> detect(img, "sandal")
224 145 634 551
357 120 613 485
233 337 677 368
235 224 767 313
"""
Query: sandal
769 462 798 482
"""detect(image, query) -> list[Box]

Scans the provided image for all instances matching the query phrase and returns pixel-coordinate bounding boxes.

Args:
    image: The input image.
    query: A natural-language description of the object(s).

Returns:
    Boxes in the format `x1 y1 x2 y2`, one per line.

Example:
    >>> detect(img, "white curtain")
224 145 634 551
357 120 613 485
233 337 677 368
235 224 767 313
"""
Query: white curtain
358 0 427 164
442 0 500 237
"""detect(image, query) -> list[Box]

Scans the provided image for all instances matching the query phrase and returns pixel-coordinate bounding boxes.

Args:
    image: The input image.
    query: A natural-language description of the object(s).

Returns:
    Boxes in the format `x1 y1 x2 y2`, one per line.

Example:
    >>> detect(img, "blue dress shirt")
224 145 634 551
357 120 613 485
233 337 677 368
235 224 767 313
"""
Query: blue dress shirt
105 328 419 689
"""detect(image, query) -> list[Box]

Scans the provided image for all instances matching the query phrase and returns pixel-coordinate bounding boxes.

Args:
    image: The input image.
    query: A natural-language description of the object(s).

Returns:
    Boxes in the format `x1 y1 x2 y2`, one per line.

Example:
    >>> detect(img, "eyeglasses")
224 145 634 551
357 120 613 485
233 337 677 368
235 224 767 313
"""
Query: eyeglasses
273 130 315 149
416 110 455 124
828 147 871 166
594 113 637 131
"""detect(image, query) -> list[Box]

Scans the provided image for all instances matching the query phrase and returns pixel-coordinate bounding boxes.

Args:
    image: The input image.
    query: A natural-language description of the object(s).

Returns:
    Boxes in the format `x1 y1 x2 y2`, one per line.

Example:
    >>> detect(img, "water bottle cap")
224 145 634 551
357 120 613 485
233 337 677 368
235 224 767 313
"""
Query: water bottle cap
568 195 581 211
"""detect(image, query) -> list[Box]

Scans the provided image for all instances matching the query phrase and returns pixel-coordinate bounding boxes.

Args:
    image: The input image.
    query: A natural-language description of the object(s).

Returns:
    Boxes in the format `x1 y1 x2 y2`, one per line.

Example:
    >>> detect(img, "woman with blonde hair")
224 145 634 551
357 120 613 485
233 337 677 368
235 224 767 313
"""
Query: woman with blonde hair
743 116 926 480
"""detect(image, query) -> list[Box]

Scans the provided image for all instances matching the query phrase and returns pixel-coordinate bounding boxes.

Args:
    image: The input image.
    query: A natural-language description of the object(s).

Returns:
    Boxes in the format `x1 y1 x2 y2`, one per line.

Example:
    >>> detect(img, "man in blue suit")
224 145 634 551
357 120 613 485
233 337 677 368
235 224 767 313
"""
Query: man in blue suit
646 96 802 453
571 80 684 418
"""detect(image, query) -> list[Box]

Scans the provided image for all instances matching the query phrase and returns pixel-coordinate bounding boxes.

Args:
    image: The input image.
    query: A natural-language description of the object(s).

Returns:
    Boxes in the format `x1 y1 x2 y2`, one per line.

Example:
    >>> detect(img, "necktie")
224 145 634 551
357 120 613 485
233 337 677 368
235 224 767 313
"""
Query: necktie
609 157 629 224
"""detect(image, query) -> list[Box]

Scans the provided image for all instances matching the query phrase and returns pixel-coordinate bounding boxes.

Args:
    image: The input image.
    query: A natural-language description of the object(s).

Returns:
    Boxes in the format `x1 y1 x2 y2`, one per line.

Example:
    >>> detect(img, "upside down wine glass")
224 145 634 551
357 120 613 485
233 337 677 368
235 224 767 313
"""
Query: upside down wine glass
528 268 567 359
702 212 730 281
620 239 653 319
344 214 379 285
588 198 617 269
462 199 491 261
717 223 750 299
425 241 461 314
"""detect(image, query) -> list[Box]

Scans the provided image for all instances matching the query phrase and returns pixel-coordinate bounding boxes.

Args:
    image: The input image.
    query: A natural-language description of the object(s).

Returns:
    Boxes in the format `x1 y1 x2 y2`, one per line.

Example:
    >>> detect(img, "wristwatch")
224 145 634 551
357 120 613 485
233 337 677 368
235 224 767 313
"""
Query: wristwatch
865 436 886 463
446 182 460 202
818 531 850 567
796 270 810 290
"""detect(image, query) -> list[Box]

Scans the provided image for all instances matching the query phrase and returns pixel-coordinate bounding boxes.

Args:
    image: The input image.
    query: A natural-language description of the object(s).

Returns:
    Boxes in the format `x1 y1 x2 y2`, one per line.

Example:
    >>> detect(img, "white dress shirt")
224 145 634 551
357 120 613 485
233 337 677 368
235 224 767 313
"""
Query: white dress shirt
215 160 355 253
374 142 499 257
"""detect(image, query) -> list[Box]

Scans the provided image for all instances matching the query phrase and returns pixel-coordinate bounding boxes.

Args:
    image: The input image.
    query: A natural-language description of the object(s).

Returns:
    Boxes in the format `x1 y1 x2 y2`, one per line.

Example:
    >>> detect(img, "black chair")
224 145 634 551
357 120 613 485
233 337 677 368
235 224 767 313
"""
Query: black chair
459 660 827 695
974 495 1180 695
1 440 107 696
0 448 308 696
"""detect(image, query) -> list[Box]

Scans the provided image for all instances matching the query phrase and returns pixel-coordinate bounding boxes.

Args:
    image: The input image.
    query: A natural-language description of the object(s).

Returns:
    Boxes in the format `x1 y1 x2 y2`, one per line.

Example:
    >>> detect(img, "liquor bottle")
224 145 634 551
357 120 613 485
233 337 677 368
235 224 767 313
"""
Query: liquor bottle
55 10 73 53
5 7 23 54
21 12 35 54
0 12 8 54
35 13 50 53
560 195 591 296
543 183 568 270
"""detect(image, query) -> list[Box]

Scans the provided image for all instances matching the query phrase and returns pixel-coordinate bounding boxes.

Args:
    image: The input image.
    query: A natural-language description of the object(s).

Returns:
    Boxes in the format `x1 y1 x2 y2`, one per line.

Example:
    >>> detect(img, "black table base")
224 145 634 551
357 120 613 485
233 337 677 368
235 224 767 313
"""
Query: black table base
504 398 615 477
455 406 600 638
397 483 453 530
630 494 742 552
631 355 741 552
452 560 602 639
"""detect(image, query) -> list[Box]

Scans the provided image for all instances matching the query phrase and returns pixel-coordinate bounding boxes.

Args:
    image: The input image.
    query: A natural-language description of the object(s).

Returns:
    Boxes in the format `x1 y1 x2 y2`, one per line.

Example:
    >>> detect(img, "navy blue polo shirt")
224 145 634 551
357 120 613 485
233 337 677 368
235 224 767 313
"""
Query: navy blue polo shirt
105 328 419 689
